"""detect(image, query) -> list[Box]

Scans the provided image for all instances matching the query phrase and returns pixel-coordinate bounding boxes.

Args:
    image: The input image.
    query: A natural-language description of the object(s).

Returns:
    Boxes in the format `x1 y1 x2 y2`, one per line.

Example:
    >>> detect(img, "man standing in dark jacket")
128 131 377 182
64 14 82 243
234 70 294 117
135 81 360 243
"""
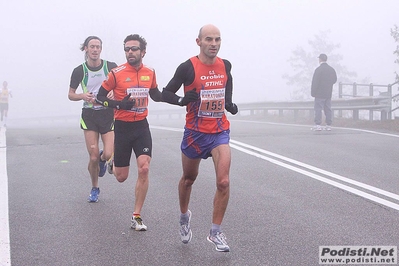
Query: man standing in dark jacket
311 53 337 131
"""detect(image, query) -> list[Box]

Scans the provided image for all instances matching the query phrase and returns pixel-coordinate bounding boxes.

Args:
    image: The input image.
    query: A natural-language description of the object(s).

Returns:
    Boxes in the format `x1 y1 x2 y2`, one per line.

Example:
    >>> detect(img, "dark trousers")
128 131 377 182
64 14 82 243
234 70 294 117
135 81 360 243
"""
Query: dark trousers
314 98 332 125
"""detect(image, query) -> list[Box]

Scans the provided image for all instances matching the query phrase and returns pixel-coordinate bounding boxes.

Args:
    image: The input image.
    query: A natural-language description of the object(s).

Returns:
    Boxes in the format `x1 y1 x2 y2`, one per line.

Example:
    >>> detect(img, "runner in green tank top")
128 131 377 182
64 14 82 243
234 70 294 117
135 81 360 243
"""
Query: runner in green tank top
68 36 117 203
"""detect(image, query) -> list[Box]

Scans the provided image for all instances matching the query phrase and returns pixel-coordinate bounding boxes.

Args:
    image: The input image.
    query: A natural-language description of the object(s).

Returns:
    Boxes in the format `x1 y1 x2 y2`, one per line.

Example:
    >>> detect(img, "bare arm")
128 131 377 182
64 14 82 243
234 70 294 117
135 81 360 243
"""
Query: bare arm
68 87 95 103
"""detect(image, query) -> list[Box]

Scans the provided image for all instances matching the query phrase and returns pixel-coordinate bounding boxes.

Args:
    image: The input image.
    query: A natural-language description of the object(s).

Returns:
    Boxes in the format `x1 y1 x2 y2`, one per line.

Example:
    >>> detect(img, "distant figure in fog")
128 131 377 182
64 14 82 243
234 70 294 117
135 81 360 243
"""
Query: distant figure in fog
68 36 117 203
0 81 12 127
311 53 337 131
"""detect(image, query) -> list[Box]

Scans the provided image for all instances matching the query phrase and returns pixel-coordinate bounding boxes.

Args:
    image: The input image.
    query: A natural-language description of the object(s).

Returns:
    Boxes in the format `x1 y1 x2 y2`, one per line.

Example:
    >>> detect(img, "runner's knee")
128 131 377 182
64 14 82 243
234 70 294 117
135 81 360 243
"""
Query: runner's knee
138 164 149 177
181 175 196 187
115 173 128 183
216 178 229 191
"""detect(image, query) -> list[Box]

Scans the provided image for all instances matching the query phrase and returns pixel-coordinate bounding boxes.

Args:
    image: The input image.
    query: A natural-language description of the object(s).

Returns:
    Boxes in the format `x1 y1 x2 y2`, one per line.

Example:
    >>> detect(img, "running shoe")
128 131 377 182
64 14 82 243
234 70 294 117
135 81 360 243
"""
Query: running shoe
98 150 107 177
179 210 192 244
207 231 230 252
313 125 322 131
107 156 114 175
131 215 147 231
87 187 100 203
325 125 332 131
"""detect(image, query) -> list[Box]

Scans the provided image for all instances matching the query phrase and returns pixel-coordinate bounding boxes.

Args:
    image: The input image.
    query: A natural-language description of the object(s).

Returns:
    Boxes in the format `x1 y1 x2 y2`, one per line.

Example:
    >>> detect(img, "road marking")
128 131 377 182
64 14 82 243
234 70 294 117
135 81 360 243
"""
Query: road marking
151 125 183 132
0 126 11 266
232 119 399 138
151 125 399 211
230 140 399 210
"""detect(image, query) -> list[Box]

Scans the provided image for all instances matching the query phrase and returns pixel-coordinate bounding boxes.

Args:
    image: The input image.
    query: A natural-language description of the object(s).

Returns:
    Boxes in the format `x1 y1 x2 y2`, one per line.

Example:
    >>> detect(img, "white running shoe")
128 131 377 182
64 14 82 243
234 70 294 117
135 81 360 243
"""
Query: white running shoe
207 231 230 252
179 210 192 244
312 125 322 131
131 216 147 231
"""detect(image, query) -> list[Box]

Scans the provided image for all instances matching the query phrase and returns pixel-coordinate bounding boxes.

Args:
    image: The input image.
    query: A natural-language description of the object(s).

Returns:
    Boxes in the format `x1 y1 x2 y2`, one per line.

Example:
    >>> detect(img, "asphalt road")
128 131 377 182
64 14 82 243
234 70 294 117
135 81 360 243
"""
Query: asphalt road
3 116 399 266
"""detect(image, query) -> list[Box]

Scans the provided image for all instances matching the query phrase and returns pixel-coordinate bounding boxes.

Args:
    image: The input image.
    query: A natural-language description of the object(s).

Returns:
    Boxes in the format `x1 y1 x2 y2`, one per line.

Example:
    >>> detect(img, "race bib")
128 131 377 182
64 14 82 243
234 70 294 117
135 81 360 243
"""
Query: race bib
126 87 148 113
198 88 225 118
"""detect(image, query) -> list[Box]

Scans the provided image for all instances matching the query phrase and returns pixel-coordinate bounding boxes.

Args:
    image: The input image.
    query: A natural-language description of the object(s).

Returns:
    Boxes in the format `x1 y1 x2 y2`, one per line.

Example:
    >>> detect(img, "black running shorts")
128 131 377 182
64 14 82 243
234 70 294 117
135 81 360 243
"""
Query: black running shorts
80 108 114 134
113 118 152 167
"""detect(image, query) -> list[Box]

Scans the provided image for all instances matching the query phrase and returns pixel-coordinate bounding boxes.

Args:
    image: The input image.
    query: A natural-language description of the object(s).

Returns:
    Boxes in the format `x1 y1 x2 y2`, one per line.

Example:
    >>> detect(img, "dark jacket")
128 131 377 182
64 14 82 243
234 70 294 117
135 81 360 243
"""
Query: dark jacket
311 62 337 98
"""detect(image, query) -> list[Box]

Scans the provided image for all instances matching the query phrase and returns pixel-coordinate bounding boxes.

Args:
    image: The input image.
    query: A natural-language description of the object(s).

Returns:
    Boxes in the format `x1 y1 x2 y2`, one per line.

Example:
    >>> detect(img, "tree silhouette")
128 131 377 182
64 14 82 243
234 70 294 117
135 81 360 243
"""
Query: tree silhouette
390 24 399 81
283 30 357 100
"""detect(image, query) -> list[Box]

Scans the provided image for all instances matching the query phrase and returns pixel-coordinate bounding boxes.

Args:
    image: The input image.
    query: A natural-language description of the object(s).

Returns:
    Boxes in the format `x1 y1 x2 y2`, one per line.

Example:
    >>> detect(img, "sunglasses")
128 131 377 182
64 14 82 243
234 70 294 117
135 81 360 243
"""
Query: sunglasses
124 46 141 52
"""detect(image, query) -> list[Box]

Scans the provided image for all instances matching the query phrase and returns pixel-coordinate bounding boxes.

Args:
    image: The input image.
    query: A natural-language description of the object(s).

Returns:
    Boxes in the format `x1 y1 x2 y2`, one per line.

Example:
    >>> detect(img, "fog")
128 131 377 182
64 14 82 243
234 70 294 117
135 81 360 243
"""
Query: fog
1 0 398 119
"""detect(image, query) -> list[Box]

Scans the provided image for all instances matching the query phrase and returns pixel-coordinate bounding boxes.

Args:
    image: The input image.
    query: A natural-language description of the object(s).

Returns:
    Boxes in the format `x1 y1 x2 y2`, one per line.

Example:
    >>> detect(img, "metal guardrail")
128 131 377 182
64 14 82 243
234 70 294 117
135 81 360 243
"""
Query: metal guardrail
237 95 391 121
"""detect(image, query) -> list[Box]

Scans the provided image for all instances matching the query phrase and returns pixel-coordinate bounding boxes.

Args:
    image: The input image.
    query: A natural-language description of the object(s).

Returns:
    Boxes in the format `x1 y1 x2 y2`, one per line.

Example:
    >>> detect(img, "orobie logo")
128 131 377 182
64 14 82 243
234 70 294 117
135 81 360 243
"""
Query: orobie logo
141 76 150 81
200 74 224 80
104 101 109 107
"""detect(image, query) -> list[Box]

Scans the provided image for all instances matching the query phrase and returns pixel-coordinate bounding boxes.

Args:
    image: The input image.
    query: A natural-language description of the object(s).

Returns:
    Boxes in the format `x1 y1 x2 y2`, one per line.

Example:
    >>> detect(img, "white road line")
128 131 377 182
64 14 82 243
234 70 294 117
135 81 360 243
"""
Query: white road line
230 139 399 201
150 125 183 132
230 143 399 210
0 126 11 266
232 119 399 138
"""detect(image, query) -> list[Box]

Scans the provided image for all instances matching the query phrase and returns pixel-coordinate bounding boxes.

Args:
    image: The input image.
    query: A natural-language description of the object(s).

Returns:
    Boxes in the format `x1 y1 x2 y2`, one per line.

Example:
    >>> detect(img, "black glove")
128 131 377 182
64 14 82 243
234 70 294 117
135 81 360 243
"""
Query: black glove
225 102 238 115
179 89 198 106
117 94 135 110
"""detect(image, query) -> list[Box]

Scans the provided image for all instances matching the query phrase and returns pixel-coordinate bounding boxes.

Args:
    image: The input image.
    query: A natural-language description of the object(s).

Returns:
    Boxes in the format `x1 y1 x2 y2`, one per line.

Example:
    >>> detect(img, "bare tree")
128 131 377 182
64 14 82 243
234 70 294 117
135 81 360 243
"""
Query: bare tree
390 24 399 81
283 30 357 100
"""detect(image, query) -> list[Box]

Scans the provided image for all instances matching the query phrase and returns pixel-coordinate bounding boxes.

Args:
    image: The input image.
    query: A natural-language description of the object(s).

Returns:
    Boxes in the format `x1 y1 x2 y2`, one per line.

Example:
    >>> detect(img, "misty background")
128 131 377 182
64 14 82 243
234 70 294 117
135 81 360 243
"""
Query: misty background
1 0 398 120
